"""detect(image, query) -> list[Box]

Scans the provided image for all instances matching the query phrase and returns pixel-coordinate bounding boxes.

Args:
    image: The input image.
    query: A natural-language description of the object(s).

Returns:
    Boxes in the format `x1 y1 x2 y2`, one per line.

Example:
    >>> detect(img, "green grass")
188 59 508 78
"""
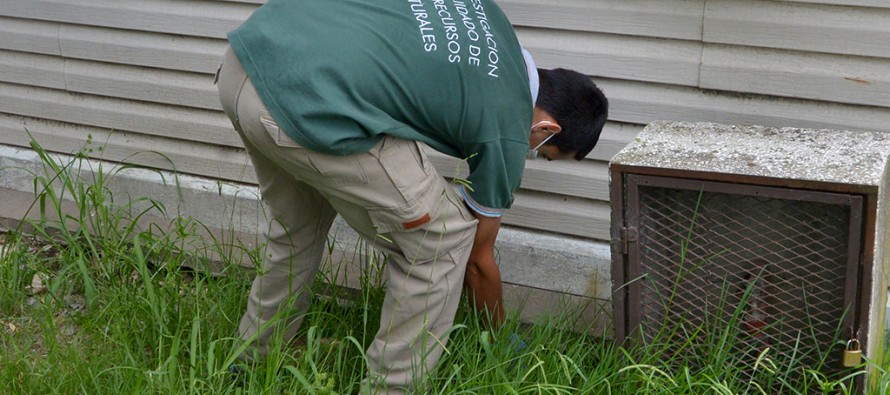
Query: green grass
0 138 888 394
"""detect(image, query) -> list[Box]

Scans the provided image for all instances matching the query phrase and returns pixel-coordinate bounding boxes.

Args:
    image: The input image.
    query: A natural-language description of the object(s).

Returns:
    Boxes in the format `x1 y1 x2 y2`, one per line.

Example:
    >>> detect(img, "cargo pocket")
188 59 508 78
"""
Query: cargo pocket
366 190 441 234
367 181 476 264
356 138 476 263
373 138 436 202
365 138 448 235
259 110 303 148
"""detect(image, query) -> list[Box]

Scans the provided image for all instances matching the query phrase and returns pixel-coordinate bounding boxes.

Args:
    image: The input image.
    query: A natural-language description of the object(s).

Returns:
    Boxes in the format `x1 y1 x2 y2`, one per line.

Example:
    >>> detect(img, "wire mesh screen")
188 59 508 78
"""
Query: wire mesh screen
627 176 861 378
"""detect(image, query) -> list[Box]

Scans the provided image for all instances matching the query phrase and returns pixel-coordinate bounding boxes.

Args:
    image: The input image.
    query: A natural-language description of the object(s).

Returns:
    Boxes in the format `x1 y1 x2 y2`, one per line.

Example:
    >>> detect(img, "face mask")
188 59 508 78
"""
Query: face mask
527 121 556 160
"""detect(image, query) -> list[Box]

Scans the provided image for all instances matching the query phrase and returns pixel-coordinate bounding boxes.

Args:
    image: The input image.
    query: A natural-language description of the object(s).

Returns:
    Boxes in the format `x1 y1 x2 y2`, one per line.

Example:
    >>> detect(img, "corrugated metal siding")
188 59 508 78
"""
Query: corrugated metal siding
1 0 889 242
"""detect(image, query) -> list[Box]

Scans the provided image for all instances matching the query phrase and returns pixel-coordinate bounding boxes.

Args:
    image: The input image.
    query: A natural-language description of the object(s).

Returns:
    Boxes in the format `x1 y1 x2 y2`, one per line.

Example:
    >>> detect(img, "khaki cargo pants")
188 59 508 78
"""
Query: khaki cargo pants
217 46 477 393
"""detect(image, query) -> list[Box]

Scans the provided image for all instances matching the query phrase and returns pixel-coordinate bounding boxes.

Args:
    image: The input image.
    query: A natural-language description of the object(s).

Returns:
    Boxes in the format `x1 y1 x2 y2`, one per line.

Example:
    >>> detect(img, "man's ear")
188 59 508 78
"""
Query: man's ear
531 119 562 135
532 107 562 134
535 121 561 135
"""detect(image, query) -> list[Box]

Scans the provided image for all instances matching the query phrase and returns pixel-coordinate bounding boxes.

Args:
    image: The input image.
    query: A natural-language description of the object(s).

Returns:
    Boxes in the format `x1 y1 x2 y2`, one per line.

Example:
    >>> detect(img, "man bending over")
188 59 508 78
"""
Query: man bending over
216 0 608 392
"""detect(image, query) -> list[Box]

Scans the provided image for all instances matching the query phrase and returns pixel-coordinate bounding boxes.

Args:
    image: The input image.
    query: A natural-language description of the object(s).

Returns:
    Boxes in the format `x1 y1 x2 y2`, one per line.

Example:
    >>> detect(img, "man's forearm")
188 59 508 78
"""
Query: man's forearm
464 211 504 329
464 255 505 329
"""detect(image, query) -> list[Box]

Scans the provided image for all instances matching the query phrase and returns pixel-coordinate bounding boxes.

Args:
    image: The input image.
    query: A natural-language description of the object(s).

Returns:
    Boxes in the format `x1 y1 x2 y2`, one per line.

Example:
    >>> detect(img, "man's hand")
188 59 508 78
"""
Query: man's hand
463 211 505 329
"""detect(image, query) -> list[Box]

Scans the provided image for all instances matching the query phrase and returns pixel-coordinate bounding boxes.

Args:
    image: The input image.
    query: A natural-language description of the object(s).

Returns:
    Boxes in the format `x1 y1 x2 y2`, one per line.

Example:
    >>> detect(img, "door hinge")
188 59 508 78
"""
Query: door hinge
621 226 638 254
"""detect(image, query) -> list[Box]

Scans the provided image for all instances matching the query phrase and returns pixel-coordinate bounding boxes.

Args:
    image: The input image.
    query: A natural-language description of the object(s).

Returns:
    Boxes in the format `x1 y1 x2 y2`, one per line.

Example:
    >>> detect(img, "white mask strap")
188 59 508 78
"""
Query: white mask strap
527 121 557 160
531 131 556 152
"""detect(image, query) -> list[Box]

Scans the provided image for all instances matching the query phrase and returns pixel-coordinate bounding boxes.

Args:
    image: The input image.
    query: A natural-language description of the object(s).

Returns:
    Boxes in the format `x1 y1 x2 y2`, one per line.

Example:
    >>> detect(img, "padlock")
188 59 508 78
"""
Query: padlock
842 339 862 368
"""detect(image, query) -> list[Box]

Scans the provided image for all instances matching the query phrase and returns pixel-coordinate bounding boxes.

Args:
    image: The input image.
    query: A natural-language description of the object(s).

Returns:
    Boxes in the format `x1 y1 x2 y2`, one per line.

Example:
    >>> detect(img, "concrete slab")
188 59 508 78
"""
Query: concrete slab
612 121 890 187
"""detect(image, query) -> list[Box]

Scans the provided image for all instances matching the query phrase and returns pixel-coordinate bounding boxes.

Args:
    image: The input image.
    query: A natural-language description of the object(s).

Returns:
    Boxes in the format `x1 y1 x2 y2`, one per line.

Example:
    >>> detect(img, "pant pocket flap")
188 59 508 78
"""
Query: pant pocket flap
367 200 433 234
367 183 449 235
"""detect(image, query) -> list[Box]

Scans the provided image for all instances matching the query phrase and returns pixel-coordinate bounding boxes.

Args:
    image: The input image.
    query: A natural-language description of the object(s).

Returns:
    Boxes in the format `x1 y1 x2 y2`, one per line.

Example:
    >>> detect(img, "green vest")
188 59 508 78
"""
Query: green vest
228 0 534 214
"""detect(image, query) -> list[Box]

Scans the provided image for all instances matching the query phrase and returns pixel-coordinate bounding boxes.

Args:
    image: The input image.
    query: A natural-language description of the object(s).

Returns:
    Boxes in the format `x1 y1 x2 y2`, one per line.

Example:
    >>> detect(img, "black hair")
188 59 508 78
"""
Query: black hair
535 68 608 160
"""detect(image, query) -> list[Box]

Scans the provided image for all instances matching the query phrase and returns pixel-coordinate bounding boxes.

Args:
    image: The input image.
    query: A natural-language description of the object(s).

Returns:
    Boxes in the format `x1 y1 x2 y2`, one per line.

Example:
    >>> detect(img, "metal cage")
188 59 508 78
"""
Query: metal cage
625 175 861 374
610 122 890 392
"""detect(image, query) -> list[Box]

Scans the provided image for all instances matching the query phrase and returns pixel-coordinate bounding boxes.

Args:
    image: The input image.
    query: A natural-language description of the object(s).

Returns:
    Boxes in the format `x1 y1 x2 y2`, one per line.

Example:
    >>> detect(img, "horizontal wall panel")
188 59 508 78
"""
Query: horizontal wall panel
425 150 610 201
519 28 702 87
781 0 890 8
590 123 644 162
0 16 61 56
61 24 227 74
601 79 890 134
217 0 263 4
506 190 610 239
65 59 221 110
0 114 255 184
0 50 221 110
0 83 241 147
518 160 609 202
0 50 67 90
704 0 890 58
500 0 705 41
442 122 642 164
702 44 890 107
0 18 227 74
0 0 253 39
